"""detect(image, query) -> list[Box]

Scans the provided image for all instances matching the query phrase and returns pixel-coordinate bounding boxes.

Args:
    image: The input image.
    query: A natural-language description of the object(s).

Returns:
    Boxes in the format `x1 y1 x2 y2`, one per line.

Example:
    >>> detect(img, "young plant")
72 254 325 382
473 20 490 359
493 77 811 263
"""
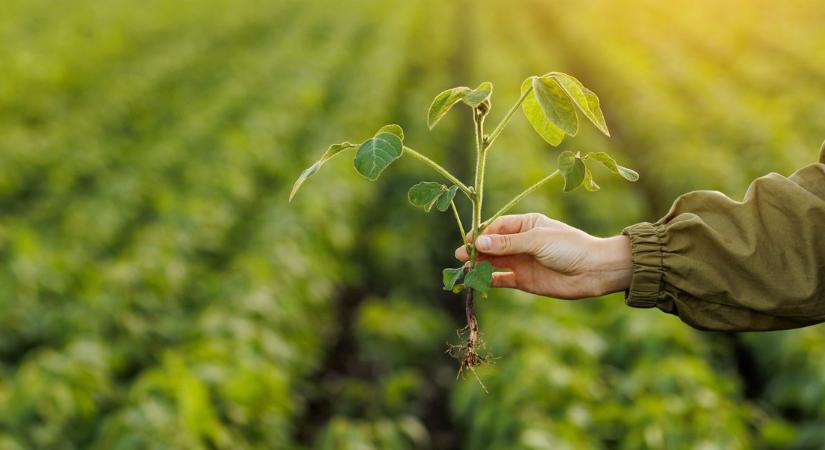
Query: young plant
290 72 638 386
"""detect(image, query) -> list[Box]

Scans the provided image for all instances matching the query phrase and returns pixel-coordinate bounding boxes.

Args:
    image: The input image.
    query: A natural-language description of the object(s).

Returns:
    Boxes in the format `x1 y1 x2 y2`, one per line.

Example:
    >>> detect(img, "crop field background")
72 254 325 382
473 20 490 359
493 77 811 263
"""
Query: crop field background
1 0 825 448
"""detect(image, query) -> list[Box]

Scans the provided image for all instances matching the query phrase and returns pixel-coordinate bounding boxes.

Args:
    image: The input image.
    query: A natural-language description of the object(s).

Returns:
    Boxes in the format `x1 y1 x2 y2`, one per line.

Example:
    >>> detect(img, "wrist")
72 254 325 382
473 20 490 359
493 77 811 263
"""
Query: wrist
587 235 633 296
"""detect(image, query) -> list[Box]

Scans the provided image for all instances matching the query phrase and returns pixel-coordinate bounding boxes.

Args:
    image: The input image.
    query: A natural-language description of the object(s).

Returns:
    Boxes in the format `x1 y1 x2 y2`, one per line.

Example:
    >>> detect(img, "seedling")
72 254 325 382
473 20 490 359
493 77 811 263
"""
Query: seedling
290 72 638 388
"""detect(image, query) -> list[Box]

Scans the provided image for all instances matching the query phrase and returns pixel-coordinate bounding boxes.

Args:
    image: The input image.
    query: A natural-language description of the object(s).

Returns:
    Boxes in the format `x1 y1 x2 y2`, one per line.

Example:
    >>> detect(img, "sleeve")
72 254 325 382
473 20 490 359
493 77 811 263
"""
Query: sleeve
622 144 825 331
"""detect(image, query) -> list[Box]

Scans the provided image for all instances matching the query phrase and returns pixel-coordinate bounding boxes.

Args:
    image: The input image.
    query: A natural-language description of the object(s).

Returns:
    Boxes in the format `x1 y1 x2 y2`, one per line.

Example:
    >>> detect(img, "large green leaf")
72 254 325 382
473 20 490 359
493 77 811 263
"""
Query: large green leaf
550 73 610 137
408 182 459 212
532 76 579 136
464 261 494 292
289 142 358 201
520 77 565 146
354 132 403 181
558 151 586 192
586 151 639 182
427 82 493 129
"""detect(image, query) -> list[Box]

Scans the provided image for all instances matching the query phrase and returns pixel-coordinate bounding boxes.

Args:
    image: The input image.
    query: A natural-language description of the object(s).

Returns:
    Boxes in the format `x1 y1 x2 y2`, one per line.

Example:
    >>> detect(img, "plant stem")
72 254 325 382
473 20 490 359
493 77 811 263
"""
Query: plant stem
450 200 468 246
484 85 533 150
471 110 487 241
403 146 473 196
481 169 560 231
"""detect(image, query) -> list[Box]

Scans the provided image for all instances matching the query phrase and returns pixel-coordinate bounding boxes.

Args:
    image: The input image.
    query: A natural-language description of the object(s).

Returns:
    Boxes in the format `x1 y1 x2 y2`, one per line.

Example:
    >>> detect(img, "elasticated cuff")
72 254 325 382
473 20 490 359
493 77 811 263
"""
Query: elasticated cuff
622 222 668 308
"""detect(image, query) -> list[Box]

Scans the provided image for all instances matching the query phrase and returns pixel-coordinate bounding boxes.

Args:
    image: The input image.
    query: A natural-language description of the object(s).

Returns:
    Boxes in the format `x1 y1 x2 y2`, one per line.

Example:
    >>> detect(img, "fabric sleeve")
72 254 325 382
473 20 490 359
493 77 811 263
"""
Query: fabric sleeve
622 145 825 331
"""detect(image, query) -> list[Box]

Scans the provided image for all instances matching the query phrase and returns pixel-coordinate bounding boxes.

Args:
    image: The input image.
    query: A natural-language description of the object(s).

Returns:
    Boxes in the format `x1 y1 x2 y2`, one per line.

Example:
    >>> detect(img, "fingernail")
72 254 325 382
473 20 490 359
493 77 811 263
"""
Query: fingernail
476 236 492 251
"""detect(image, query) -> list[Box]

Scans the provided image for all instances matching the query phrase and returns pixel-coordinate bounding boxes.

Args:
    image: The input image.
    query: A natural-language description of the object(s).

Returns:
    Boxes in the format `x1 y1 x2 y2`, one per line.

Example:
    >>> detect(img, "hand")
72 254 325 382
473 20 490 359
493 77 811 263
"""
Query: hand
454 213 633 299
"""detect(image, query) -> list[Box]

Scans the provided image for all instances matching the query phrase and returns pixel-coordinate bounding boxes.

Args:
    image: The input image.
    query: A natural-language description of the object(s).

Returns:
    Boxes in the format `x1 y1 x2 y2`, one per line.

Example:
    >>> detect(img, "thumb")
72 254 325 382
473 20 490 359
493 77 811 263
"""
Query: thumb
475 230 538 256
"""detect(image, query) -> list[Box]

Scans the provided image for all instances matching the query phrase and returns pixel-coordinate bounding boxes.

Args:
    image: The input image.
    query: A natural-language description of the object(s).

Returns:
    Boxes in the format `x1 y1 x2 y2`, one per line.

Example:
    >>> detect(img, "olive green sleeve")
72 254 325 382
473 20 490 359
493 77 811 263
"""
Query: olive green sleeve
622 143 825 331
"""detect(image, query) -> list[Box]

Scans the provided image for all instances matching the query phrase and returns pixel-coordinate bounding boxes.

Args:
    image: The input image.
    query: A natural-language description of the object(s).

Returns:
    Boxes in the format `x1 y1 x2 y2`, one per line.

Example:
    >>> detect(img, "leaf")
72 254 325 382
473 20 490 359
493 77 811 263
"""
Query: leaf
532 75 579 136
464 261 494 292
408 182 458 212
289 142 358 201
427 82 493 129
377 123 404 141
550 73 610 136
520 77 565 146
435 185 459 212
582 166 600 192
428 87 470 129
354 132 403 181
443 267 465 291
408 182 445 212
558 151 586 192
585 151 639 182
461 81 493 108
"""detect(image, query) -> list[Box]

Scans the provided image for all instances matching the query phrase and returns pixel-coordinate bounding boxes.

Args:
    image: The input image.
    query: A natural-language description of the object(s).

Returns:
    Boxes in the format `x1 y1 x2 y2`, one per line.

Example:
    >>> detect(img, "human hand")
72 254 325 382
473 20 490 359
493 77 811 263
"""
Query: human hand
454 213 633 299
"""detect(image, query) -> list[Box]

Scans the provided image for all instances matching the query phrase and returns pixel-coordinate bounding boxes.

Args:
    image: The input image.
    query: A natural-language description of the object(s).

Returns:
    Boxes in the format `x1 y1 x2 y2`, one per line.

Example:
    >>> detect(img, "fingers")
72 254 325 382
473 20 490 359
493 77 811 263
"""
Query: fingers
454 229 541 260
491 272 518 288
475 230 539 256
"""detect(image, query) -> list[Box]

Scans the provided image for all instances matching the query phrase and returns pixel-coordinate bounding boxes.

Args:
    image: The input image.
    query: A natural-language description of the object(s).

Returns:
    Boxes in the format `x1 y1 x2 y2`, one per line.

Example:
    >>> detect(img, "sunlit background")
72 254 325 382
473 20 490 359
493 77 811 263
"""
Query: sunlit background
1 0 825 448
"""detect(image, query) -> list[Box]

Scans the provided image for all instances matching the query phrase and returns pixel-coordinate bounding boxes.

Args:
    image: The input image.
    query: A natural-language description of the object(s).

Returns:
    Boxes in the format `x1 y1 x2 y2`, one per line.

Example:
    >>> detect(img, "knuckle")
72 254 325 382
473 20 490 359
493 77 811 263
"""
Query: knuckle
498 234 512 251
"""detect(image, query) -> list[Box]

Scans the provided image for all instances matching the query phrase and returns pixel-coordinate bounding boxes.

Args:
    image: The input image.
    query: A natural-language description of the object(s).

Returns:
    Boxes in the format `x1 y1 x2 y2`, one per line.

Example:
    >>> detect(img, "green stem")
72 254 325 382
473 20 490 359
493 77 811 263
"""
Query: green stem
484 85 533 150
481 170 560 231
470 109 487 263
450 200 468 245
403 146 473 196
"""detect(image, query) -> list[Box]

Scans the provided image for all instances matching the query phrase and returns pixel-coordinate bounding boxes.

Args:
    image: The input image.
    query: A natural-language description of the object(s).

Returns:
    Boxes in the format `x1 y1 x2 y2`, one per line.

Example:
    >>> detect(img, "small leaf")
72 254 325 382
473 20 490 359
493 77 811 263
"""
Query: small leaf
443 267 465 291
617 165 640 182
582 166 600 192
550 73 610 136
586 152 639 182
521 77 565 146
377 123 404 141
354 132 403 181
408 182 446 212
451 284 465 294
428 87 471 129
558 151 586 192
464 261 494 292
532 76 579 136
408 182 458 213
290 142 358 201
461 81 493 108
435 185 458 212
427 82 494 129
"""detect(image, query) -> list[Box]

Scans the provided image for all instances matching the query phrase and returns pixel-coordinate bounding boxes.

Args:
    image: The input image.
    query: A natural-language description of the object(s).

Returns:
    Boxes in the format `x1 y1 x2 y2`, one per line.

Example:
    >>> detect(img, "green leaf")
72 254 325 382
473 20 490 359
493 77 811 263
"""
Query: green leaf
461 81 493 108
585 151 639 182
427 82 493 129
408 182 458 213
354 132 403 181
582 166 600 192
443 267 465 291
550 73 610 137
558 151 586 192
520 77 565 146
377 123 404 141
464 261 494 292
435 185 459 212
532 75 579 136
289 142 358 201
428 87 470 129
408 182 445 212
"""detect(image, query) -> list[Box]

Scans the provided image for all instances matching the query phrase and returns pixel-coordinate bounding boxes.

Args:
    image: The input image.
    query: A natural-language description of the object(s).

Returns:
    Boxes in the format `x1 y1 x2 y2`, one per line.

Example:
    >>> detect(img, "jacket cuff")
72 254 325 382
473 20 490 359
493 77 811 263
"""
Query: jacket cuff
622 222 667 308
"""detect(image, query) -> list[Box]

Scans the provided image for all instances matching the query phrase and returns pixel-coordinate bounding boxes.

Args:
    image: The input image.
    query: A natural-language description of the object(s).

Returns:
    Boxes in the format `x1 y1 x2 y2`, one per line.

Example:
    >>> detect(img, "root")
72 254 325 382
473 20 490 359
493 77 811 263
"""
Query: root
445 288 490 393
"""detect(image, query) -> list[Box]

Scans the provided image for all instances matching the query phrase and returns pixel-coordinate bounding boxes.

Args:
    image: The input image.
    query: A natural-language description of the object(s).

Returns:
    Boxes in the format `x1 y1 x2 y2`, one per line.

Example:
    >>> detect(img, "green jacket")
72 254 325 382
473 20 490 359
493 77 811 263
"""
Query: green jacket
623 142 825 331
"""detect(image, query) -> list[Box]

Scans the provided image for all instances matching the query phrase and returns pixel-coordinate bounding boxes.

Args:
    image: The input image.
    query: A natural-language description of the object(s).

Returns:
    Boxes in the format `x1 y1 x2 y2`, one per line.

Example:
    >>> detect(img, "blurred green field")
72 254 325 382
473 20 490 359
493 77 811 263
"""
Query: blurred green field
1 0 824 448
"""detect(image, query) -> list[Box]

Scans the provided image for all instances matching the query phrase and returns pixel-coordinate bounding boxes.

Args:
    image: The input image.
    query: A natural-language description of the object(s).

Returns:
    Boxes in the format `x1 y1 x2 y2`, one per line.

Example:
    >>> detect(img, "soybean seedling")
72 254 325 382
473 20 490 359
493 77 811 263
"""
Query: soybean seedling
290 72 638 388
